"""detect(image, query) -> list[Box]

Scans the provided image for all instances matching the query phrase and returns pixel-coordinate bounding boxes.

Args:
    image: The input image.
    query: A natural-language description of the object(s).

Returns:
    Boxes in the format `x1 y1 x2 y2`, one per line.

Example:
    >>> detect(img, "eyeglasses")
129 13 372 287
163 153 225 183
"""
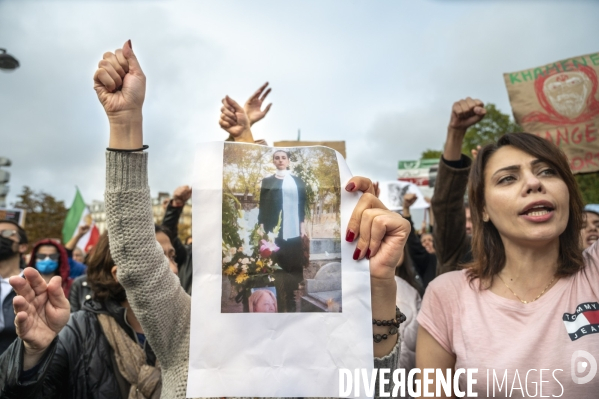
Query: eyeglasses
35 253 60 261
0 229 20 240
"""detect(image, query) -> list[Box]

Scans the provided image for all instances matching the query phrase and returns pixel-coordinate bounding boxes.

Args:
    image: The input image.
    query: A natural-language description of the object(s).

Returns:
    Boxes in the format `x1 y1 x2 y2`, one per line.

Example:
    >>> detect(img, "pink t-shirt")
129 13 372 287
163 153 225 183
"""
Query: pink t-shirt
417 243 599 398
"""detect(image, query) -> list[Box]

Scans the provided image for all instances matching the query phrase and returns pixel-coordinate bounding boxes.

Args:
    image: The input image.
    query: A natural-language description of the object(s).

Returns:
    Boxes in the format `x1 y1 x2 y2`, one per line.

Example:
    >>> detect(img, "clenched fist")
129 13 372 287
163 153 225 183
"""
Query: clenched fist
448 97 486 132
94 40 145 120
94 40 145 150
444 97 486 161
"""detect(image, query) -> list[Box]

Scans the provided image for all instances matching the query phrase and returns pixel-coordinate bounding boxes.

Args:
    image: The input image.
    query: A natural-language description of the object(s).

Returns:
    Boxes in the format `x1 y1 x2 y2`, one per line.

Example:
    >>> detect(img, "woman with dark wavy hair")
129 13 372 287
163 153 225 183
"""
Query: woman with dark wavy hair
415 99 598 397
0 227 178 398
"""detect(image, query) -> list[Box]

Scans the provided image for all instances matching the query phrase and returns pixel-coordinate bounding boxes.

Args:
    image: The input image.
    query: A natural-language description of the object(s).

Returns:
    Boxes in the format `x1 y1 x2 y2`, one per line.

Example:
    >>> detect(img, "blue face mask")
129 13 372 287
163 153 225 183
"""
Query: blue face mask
36 259 59 274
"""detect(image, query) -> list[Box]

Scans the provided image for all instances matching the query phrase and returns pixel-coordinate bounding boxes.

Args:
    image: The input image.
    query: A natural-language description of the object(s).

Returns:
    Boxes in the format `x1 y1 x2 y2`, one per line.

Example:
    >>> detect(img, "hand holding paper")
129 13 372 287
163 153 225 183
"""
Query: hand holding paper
345 176 410 356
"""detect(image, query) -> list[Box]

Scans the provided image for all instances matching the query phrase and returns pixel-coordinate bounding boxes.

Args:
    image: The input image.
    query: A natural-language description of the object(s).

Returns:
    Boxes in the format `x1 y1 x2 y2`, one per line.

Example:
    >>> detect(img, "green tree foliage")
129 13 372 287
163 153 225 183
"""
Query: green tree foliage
418 103 599 203
575 173 599 205
13 186 68 246
421 149 442 159
461 103 522 155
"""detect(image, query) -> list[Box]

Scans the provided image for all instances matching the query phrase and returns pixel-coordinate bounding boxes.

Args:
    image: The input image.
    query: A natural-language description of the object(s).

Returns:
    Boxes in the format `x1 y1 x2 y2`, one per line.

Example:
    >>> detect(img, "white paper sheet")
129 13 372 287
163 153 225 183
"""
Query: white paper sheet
187 142 373 398
377 180 429 212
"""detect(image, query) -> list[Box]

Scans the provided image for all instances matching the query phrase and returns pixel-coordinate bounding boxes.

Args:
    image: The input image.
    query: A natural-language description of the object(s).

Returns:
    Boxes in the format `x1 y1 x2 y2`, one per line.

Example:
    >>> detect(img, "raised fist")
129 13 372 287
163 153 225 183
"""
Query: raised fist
172 185 192 207
448 97 486 132
93 40 146 120
244 82 272 126
77 224 91 237
403 193 417 209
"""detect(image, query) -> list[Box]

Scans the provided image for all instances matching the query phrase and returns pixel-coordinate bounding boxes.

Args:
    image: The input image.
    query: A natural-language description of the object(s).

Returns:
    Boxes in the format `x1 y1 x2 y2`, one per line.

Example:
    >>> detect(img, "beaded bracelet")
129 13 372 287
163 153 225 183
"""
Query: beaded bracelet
373 306 406 343
106 145 149 152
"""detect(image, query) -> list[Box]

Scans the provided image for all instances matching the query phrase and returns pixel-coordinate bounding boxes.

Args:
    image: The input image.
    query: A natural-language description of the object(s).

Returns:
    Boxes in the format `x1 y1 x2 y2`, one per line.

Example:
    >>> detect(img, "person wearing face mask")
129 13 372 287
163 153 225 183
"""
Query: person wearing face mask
27 239 73 297
258 150 308 313
0 220 27 355
0 227 179 398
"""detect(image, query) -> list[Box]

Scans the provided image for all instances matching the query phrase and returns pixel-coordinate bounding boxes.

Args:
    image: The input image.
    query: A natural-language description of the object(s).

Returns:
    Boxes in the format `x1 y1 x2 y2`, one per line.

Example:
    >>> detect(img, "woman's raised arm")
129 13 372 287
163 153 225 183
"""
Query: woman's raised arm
95 41 191 370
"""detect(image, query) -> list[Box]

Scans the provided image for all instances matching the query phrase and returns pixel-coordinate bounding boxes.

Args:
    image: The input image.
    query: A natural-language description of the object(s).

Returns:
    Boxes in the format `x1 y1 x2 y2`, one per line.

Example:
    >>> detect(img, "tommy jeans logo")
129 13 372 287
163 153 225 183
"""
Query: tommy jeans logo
562 302 599 341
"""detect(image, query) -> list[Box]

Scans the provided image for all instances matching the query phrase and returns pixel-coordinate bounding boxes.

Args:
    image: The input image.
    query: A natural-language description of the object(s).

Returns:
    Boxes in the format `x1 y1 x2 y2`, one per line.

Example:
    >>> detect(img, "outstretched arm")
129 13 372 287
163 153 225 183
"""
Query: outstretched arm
432 98 485 275
64 225 90 252
95 40 191 369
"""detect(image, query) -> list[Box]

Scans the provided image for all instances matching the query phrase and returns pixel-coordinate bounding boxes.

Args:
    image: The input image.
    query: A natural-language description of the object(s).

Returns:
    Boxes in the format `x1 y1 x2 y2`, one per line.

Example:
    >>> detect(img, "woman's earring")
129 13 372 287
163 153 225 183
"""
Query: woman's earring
483 214 489 222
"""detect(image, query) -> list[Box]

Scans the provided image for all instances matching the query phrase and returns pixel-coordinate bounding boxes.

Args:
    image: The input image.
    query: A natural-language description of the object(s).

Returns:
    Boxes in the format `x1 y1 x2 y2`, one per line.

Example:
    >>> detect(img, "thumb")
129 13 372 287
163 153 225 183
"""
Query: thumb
226 96 244 113
473 106 486 116
122 39 143 75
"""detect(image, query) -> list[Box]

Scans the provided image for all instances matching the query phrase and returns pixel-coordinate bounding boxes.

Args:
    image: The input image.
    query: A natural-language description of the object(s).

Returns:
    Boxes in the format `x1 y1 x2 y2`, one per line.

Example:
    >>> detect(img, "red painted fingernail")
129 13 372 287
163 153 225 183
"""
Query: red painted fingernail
353 248 361 260
345 182 355 191
128 39 132 50
366 249 371 259
346 230 355 242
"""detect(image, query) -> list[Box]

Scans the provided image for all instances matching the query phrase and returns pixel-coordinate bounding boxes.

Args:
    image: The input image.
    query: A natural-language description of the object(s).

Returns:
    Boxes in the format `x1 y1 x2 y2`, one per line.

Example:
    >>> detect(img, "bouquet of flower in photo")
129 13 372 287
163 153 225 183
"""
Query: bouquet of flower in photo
222 208 283 291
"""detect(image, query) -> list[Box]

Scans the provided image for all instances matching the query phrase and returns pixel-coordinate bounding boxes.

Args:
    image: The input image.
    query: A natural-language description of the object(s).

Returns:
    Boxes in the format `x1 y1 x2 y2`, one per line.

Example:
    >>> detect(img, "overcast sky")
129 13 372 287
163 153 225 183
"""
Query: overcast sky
1 0 598 207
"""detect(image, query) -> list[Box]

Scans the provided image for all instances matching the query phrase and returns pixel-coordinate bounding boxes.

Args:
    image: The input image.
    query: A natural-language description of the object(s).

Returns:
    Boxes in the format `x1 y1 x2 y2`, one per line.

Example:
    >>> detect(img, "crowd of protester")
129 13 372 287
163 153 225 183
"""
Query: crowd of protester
0 40 598 398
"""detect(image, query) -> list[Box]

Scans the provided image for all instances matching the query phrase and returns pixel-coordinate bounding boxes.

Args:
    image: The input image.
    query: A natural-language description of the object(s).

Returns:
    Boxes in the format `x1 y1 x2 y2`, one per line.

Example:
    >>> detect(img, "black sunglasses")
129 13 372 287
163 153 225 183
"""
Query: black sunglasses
35 253 60 261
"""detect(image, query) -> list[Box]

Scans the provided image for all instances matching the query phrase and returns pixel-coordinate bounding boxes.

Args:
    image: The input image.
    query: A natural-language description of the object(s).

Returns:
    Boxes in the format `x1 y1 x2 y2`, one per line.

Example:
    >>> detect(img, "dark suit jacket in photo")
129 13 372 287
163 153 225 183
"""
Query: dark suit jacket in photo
258 174 307 236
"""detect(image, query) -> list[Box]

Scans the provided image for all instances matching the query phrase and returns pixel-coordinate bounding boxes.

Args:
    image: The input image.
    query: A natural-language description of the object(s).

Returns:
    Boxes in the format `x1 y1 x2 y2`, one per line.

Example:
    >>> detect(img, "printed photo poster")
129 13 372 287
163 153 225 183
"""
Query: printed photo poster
378 180 429 212
504 52 599 174
188 142 374 398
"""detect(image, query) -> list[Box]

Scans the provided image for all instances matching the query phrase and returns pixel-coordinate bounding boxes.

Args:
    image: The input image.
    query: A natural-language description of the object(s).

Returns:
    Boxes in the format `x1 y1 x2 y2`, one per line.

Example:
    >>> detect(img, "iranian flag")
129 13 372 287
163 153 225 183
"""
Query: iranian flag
62 188 99 253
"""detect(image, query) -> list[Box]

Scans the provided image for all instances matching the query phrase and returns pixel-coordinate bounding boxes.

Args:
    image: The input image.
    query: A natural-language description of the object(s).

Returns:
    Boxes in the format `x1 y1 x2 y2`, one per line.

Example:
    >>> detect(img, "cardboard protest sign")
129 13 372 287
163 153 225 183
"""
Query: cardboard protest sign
378 180 429 212
504 52 599 174
187 142 372 398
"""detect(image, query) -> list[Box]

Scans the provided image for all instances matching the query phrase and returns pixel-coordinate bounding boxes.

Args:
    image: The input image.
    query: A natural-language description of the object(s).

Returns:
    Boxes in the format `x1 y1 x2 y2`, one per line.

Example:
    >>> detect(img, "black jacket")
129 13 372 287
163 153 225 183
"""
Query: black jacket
0 289 17 356
258 174 307 236
0 299 156 399
431 156 473 276
68 275 93 313
404 216 437 290
161 201 192 295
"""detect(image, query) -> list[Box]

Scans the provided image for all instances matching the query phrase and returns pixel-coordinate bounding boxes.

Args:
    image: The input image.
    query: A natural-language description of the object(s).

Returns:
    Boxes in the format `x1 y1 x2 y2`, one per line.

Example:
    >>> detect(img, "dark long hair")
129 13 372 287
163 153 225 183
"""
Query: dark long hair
86 231 125 303
87 225 172 303
465 133 584 285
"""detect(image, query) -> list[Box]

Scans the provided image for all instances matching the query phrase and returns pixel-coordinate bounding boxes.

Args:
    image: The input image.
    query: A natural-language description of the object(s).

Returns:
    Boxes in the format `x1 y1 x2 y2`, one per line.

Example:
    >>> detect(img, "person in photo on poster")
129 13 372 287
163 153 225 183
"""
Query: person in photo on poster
248 288 278 313
258 150 307 312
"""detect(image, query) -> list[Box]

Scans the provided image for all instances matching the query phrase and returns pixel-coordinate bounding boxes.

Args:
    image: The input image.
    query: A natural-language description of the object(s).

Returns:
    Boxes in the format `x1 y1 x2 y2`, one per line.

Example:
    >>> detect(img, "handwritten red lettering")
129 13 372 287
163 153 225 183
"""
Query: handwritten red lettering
585 123 597 143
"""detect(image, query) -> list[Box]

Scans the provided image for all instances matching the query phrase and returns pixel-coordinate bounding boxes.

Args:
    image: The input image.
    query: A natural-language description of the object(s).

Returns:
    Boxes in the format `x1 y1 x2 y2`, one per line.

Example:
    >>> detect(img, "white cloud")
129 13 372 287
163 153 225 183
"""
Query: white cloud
0 0 597 207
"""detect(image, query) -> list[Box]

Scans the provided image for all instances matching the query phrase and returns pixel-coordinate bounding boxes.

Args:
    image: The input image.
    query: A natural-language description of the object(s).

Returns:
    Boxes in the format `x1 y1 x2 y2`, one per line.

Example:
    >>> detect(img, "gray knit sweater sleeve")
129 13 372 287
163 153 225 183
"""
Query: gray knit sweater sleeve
105 151 400 399
105 151 191 374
